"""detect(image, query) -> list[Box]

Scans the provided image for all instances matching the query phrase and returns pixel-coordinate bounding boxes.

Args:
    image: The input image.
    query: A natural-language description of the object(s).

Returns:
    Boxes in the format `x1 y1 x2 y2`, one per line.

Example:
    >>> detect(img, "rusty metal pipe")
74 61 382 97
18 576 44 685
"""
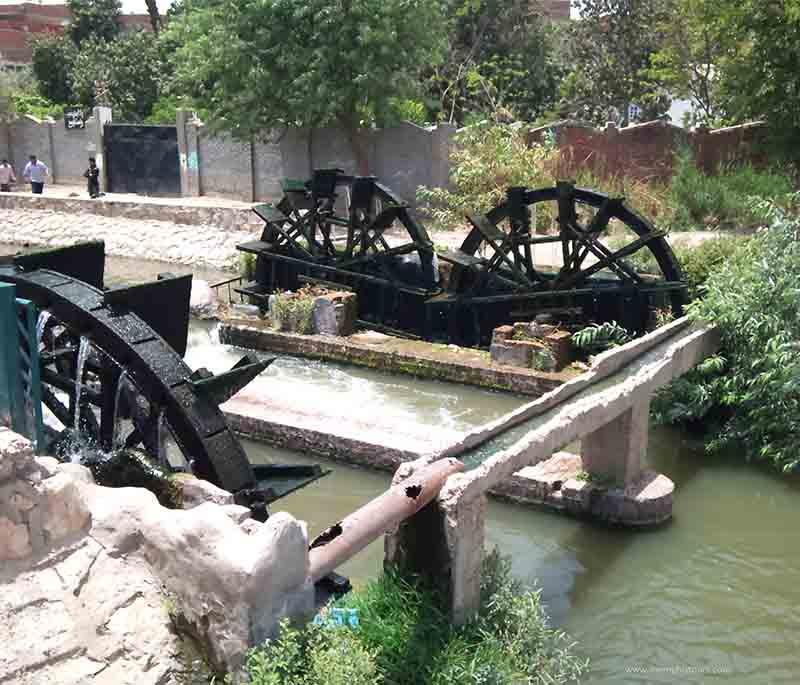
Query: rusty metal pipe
308 458 463 584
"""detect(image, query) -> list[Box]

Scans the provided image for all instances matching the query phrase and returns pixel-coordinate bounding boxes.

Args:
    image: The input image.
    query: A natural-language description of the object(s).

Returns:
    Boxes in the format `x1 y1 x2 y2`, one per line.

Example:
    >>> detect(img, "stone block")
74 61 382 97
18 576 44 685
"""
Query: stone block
312 292 357 336
175 473 234 508
542 330 573 371
39 472 92 543
490 340 531 368
0 515 32 560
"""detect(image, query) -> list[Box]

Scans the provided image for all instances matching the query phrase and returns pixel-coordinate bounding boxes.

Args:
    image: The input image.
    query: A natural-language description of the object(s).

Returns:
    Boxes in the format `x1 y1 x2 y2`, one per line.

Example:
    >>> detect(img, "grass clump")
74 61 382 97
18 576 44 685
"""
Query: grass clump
652 201 800 473
667 149 794 232
243 550 586 685
270 287 316 334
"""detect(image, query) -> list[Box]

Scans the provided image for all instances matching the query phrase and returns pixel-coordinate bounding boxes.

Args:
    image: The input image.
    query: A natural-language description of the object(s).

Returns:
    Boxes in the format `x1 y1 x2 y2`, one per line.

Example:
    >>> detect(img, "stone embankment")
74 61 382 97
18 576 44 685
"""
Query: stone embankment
2 207 254 271
0 428 313 683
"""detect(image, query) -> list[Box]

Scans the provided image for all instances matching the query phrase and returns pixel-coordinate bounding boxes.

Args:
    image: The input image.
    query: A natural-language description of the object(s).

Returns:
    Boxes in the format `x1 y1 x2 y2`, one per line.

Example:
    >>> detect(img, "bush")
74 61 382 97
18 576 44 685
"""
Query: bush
652 204 800 472
416 123 556 228
243 552 586 685
668 149 794 231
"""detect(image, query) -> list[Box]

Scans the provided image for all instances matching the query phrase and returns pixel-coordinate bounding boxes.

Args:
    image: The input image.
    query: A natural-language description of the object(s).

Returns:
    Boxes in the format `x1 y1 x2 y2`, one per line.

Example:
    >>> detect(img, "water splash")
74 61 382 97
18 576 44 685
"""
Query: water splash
111 371 128 451
36 310 52 345
72 336 91 442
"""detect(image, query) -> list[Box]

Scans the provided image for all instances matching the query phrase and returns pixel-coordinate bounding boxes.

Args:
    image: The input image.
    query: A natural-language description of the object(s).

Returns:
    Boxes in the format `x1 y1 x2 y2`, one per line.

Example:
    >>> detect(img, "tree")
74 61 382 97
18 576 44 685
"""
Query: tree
144 0 161 34
562 0 673 125
30 34 78 104
428 0 565 124
68 0 122 46
709 1 800 158
166 0 446 172
649 0 726 126
71 31 163 121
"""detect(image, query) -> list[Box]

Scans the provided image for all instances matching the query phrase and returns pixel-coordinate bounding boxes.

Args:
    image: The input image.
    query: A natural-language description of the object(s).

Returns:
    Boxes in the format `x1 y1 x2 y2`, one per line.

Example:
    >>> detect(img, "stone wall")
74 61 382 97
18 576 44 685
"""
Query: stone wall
181 116 456 205
3 113 97 185
0 427 315 677
531 119 767 182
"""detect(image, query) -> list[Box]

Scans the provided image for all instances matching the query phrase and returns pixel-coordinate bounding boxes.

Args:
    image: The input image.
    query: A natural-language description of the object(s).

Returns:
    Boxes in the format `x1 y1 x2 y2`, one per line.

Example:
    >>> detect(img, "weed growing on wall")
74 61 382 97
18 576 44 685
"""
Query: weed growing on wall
653 203 800 472
242 551 586 685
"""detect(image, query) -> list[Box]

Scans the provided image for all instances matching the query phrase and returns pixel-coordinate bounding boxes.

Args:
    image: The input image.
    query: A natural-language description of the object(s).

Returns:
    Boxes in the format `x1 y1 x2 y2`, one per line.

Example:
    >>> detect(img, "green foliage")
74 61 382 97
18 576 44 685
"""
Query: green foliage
562 0 672 125
417 123 556 226
270 290 315 334
10 93 65 120
166 0 446 155
672 236 744 300
244 553 586 685
653 205 800 472
668 149 794 232
68 0 122 46
30 34 78 104
572 322 631 356
427 0 564 125
649 0 726 126
238 252 257 282
71 31 164 121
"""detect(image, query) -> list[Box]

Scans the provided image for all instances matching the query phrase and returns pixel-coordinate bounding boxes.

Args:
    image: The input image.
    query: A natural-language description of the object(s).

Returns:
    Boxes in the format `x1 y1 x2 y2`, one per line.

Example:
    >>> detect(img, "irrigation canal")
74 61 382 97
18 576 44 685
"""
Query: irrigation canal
3 245 799 683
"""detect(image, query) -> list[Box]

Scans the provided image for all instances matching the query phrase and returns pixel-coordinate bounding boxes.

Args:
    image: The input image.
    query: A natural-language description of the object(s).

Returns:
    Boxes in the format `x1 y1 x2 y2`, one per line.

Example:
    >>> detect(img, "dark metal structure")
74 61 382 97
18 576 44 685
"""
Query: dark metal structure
105 124 181 196
237 172 687 346
0 242 326 519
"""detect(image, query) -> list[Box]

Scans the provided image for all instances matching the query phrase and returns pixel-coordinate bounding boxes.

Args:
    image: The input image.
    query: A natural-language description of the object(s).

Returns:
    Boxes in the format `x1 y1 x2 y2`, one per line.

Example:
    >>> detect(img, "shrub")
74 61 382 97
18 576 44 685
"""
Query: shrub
270 289 315 334
416 123 556 228
572 322 631 356
243 552 586 685
668 149 793 231
652 205 800 472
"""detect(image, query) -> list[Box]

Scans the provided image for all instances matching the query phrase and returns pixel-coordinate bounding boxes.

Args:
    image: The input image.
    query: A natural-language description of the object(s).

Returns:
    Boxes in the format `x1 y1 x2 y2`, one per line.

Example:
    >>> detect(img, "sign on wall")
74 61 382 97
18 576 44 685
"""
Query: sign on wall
64 107 86 130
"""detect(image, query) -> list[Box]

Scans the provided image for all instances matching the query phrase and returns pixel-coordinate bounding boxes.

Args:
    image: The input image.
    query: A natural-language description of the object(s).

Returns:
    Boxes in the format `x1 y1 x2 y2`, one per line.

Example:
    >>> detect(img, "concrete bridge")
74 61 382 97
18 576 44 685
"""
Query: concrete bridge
378 316 719 623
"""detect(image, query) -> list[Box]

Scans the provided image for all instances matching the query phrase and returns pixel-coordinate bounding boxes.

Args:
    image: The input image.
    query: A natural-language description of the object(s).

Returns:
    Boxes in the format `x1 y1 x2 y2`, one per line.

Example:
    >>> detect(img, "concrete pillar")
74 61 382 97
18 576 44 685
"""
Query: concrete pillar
176 109 200 197
46 120 57 184
91 106 112 192
581 398 650 485
385 489 486 626
430 123 455 190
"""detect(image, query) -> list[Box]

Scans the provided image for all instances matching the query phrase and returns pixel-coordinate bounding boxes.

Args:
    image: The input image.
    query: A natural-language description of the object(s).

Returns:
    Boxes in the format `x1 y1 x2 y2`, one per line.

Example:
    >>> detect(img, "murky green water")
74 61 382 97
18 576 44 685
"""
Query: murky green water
246 432 800 684
5 243 799 682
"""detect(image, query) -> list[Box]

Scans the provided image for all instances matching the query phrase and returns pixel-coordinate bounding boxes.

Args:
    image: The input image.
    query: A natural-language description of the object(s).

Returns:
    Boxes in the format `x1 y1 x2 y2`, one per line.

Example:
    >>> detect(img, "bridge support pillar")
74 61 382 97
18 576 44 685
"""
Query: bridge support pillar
385 467 486 625
581 398 650 485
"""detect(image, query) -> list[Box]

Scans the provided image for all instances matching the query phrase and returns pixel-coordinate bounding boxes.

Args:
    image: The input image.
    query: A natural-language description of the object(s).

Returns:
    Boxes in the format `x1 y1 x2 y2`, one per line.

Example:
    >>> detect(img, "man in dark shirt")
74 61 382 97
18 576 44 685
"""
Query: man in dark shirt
84 157 100 198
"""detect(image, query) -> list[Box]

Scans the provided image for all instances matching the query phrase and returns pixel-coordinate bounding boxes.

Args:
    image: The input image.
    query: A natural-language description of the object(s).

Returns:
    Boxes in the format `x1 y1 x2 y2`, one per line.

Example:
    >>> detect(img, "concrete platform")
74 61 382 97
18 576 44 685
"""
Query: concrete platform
220 317 577 396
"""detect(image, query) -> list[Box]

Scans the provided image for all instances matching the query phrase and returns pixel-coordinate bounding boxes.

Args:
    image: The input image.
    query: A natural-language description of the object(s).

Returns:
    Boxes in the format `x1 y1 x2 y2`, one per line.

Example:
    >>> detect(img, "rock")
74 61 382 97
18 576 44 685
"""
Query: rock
350 330 392 345
56 461 96 484
190 279 219 318
239 518 263 536
0 516 32 559
0 428 34 481
222 504 252 524
39 472 92 543
175 473 234 508
232 303 261 317
490 340 531 368
312 292 357 336
34 456 61 478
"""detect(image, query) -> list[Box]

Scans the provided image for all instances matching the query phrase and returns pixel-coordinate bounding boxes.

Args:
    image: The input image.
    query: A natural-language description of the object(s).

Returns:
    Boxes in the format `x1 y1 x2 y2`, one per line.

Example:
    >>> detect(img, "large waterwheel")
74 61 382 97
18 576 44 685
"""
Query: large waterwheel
0 242 327 518
435 182 687 345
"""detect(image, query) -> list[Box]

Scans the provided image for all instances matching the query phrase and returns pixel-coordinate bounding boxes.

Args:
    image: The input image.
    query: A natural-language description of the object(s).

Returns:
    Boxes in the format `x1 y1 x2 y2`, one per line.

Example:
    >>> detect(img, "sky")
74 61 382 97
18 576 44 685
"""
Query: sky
0 0 174 14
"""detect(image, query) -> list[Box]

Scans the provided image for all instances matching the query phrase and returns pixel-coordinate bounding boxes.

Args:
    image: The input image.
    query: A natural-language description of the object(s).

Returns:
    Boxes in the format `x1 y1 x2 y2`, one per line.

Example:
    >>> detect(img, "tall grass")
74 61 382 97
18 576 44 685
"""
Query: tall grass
242 550 586 685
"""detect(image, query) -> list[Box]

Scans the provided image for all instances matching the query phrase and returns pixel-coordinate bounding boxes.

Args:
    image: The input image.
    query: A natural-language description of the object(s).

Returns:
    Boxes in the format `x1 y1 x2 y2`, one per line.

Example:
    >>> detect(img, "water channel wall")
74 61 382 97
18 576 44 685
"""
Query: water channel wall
219 321 565 396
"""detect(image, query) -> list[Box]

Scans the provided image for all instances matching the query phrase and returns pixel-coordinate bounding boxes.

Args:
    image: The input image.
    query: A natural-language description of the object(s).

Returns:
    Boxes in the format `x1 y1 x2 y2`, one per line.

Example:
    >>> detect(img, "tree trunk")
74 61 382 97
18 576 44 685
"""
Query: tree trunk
343 120 370 176
144 0 161 34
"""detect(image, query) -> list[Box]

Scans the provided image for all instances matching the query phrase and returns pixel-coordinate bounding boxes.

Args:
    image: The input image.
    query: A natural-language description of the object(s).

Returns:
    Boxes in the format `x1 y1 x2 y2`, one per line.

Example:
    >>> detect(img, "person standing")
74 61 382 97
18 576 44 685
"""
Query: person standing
22 155 49 194
84 157 100 198
0 159 16 192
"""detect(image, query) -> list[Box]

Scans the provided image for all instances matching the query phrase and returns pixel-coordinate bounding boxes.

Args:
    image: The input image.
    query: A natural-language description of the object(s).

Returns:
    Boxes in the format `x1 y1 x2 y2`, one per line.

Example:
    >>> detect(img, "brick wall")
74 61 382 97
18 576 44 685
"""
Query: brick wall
530 119 767 182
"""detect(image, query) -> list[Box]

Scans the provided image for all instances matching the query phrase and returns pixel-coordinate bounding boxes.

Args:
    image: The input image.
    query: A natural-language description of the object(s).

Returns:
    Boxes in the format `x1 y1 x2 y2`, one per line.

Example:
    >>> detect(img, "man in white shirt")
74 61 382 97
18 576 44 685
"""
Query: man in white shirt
0 159 16 192
23 155 49 194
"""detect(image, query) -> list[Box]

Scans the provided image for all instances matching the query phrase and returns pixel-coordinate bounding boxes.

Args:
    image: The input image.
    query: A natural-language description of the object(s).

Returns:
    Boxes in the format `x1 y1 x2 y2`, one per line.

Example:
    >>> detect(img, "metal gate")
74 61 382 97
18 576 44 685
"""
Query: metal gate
104 124 181 196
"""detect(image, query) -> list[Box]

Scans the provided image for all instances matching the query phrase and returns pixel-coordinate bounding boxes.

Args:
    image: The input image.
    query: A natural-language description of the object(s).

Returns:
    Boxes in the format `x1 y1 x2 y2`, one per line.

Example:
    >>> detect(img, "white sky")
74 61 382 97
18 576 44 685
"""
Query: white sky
0 0 174 14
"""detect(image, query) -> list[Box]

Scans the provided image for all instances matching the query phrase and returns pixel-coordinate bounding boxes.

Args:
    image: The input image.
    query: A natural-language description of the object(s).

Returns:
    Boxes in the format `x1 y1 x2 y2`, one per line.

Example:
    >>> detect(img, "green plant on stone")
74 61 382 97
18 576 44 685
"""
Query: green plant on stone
572 322 631 357
531 346 557 372
652 203 800 473
270 290 315 334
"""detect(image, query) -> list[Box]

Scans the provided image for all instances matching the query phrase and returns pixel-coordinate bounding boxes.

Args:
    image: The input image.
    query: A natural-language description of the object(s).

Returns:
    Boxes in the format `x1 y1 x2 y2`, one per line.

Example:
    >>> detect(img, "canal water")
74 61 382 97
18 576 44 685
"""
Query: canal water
4 243 799 683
